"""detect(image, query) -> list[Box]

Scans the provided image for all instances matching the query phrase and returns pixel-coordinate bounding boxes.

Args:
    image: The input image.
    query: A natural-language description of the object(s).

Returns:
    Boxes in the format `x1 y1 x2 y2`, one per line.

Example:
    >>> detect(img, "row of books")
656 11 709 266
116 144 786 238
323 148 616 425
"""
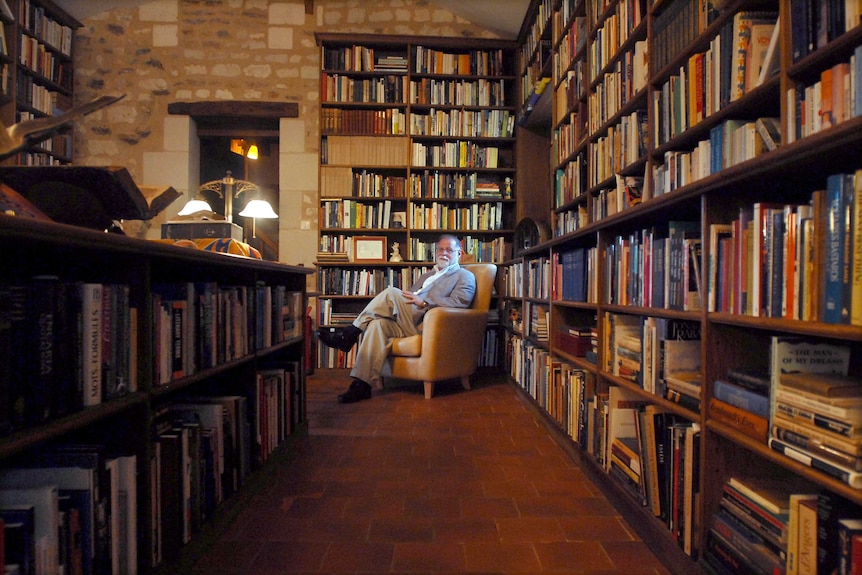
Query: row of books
525 256 551 300
408 201 506 231
412 46 506 77
649 0 720 77
320 135 406 167
408 78 508 108
0 446 137 575
791 0 862 62
18 0 74 56
410 141 505 169
409 108 514 139
551 247 598 303
503 260 524 298
604 313 702 407
587 108 648 188
153 363 303 567
319 198 404 230
603 220 701 311
708 170 862 325
553 63 588 129
587 40 647 135
0 279 137 435
320 73 405 104
652 11 778 147
507 336 593 442
651 116 778 197
588 3 645 85
409 170 510 199
553 111 584 167
18 35 71 87
16 75 71 117
787 44 862 144
552 15 587 90
317 266 409 297
319 167 408 199
606 386 702 556
591 172 646 222
320 107 406 136
321 45 407 72
553 203 590 238
408 236 508 263
527 303 549 343
703 474 862 575
151 282 303 386
553 154 586 211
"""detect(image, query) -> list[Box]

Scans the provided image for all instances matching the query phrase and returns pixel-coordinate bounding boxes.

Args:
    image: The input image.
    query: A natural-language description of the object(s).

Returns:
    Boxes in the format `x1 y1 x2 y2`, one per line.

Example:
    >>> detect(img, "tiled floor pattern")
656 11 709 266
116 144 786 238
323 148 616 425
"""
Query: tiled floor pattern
191 373 672 574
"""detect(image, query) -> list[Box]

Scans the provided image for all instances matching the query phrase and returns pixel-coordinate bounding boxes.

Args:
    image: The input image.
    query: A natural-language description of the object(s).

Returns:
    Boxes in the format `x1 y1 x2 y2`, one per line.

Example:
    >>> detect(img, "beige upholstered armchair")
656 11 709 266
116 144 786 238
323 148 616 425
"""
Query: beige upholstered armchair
384 263 497 399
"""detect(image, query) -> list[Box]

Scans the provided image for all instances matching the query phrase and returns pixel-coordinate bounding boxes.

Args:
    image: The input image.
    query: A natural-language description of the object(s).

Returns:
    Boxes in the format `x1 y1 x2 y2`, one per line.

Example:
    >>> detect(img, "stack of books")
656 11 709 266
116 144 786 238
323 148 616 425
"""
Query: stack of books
768 372 862 488
316 251 350 263
704 474 803 575
709 367 770 442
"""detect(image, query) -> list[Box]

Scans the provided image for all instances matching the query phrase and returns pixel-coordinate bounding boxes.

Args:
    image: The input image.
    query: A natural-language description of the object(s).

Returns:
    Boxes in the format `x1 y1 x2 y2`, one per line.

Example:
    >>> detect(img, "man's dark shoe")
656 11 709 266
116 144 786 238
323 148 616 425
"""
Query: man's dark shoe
338 379 372 403
318 325 361 352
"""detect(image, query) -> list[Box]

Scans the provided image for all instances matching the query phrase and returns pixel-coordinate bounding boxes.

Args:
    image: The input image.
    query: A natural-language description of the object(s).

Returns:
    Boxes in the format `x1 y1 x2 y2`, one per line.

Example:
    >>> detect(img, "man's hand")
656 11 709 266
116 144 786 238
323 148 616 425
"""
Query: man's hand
400 290 425 308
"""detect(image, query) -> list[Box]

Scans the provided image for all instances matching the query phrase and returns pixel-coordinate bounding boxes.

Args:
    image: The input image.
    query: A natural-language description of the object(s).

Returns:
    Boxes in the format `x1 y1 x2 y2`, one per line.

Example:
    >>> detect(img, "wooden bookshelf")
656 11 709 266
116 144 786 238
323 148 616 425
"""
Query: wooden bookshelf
0 214 312 574
314 33 517 370
508 0 862 573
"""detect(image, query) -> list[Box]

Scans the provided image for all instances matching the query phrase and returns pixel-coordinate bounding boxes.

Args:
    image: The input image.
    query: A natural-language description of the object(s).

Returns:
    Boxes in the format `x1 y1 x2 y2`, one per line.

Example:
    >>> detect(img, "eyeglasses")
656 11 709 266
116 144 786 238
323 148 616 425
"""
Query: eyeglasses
435 247 459 254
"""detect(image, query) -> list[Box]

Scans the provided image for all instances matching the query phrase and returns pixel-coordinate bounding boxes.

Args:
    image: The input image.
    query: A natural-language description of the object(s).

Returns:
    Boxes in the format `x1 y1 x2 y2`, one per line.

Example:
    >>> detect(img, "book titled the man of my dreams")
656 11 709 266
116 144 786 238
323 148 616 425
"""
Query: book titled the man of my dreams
768 336 859 486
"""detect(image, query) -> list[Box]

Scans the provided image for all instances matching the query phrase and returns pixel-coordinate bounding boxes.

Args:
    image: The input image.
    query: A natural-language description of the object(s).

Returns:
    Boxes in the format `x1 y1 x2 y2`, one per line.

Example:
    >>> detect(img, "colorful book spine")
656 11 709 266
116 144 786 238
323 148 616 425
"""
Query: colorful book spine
714 379 769 418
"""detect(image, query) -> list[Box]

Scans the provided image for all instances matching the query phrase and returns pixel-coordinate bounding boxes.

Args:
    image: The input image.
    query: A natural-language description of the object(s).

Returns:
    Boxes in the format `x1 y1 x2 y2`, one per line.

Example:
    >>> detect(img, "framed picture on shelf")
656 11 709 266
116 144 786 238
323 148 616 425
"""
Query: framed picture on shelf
353 236 387 262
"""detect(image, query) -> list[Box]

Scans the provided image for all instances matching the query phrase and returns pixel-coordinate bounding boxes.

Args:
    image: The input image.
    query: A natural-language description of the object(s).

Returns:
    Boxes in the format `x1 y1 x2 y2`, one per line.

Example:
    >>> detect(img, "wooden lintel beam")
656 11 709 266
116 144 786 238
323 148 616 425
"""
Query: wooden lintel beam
167 101 299 118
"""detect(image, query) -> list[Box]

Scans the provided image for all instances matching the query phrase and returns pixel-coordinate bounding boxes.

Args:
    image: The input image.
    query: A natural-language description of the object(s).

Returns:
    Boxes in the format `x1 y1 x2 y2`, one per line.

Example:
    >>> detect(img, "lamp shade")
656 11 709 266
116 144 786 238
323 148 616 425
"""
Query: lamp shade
246 144 259 160
239 199 278 218
177 198 214 215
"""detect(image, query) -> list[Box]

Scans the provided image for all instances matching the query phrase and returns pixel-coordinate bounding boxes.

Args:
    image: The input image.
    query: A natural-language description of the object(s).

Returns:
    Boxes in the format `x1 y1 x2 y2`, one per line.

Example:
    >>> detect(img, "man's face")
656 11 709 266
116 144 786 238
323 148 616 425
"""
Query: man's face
435 238 461 269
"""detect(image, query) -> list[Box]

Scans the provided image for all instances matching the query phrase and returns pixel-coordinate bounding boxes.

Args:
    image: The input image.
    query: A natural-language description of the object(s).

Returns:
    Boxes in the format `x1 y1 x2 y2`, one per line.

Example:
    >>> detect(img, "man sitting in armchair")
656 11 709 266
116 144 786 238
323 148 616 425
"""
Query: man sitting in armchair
318 234 476 403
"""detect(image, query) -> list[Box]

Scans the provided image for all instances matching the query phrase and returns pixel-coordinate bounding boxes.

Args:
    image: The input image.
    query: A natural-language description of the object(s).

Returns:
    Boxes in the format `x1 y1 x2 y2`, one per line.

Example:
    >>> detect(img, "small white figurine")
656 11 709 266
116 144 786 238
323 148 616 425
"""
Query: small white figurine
389 242 403 262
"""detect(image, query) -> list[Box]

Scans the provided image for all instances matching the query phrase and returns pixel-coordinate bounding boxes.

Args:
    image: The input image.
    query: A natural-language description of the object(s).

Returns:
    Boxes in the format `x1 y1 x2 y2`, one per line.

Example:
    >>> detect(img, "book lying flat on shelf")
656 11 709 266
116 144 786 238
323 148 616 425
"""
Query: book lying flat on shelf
768 437 862 489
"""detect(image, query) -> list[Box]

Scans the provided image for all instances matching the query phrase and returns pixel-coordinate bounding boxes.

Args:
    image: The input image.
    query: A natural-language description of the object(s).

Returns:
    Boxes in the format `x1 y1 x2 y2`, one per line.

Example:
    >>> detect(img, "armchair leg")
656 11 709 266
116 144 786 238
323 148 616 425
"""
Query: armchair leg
423 381 434 399
460 376 471 391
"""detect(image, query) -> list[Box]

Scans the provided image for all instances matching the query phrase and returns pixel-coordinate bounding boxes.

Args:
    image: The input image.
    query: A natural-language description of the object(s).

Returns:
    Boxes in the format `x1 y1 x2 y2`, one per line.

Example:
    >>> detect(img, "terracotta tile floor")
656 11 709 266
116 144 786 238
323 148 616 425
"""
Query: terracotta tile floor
191 372 672 574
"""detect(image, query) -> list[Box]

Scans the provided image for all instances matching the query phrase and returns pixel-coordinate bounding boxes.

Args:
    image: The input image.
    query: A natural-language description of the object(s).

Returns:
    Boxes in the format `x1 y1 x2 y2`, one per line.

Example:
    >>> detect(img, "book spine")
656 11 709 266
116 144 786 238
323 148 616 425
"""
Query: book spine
768 437 862 488
708 397 768 441
714 379 769 418
824 173 846 323
775 400 862 438
775 386 862 420
79 283 103 407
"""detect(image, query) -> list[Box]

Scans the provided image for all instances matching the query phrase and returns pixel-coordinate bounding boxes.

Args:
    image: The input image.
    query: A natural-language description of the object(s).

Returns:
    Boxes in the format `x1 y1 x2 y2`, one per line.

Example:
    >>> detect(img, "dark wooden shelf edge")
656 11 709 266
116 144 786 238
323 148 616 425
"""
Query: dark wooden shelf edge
0 393 149 459
510 382 705 575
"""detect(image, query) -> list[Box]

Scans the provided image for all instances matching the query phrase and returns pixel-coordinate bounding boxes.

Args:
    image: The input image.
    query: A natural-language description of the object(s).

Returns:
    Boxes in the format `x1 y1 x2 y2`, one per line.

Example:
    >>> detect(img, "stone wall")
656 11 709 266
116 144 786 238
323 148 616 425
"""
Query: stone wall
71 0 502 268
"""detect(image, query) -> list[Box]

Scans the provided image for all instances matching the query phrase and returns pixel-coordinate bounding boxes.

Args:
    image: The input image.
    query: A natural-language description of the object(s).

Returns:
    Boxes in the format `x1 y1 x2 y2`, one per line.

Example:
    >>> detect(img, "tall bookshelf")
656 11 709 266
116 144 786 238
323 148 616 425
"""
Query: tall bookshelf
0 0 79 165
315 33 516 369
0 214 312 574
508 0 862 573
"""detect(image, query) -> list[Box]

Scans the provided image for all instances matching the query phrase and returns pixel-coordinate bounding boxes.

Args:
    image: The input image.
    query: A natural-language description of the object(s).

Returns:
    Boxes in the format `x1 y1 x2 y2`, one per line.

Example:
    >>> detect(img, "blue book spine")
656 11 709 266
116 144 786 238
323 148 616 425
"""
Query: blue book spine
824 174 846 323
713 379 770 418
